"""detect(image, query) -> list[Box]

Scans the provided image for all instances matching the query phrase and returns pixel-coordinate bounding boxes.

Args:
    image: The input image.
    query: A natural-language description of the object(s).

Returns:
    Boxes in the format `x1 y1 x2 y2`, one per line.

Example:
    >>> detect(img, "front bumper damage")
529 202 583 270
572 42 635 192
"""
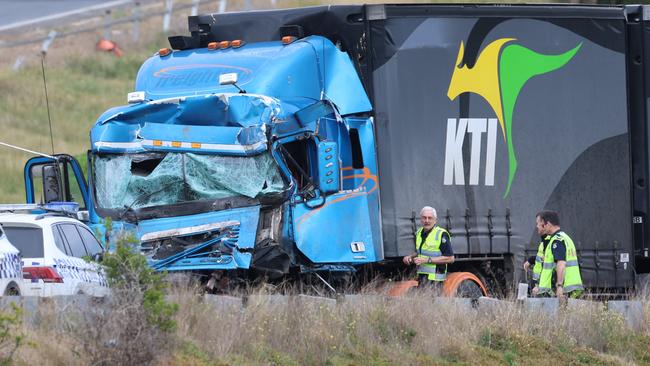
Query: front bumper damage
136 206 260 271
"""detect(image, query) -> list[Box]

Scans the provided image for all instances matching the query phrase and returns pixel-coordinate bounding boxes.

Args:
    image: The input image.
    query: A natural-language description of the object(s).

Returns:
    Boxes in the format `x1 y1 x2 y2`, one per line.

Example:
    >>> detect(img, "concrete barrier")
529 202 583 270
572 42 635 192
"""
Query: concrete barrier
477 296 514 315
434 297 476 311
294 294 337 310
203 294 243 311
523 298 559 316
566 298 604 313
341 294 386 306
1 294 647 330
607 300 644 330
245 294 290 308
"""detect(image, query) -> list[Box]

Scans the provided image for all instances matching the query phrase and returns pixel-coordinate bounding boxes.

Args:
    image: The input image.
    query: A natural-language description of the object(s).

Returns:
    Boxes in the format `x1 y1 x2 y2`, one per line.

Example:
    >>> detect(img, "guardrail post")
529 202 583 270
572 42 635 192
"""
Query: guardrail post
163 0 174 33
132 1 141 42
12 56 25 71
191 0 200 16
103 9 112 41
41 30 58 54
218 0 227 13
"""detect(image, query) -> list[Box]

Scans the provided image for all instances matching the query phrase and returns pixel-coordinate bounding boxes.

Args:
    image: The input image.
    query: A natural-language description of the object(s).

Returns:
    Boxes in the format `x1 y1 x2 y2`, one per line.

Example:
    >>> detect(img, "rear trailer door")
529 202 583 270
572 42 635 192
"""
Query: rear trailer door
368 5 634 289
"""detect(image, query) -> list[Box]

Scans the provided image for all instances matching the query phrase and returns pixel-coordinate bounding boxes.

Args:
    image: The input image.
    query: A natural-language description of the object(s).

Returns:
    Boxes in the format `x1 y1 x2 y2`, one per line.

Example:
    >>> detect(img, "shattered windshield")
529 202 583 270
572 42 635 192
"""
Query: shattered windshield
93 152 286 210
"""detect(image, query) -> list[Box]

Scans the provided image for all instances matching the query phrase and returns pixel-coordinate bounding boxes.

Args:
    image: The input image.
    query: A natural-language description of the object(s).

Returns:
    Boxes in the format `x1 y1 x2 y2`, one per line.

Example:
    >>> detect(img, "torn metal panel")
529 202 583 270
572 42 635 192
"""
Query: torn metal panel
138 206 260 271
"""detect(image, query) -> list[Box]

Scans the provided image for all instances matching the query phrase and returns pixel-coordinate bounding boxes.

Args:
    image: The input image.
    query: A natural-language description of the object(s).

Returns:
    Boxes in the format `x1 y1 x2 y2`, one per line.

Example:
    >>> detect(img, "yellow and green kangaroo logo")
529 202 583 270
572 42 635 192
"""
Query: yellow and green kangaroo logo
447 38 581 197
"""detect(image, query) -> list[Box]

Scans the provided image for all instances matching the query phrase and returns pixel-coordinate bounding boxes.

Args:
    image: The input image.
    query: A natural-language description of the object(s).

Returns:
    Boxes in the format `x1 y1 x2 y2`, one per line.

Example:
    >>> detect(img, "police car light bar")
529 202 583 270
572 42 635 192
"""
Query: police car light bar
0 202 79 215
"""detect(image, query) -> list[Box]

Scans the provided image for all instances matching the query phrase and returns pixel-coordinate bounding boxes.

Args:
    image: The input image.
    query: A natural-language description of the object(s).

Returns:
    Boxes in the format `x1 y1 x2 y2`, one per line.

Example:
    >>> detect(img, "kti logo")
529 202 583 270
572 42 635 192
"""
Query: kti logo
445 38 581 197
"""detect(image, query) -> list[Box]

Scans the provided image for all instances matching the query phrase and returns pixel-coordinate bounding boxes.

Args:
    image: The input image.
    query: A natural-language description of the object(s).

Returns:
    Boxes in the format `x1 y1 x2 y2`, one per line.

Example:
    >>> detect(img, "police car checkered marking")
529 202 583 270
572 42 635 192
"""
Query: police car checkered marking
0 253 21 279
53 257 109 287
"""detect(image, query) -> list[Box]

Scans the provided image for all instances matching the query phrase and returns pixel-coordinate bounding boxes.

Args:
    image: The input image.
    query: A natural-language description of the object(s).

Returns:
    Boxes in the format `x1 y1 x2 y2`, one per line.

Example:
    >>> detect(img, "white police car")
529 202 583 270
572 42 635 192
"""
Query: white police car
0 226 23 296
0 207 109 297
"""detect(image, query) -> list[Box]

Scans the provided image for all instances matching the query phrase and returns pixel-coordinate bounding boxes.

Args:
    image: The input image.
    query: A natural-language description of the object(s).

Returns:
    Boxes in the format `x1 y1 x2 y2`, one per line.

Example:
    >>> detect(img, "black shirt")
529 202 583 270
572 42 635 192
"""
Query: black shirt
549 230 566 262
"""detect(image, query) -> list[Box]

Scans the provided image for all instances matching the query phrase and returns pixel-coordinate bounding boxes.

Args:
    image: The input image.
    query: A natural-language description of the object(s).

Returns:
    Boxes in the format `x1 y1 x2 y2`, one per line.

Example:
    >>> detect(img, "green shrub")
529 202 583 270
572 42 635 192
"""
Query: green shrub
0 303 24 365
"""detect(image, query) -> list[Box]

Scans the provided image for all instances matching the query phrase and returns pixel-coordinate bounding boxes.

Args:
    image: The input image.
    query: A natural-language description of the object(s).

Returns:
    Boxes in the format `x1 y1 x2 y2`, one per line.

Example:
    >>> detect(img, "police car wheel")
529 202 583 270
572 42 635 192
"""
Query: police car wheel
3 282 20 296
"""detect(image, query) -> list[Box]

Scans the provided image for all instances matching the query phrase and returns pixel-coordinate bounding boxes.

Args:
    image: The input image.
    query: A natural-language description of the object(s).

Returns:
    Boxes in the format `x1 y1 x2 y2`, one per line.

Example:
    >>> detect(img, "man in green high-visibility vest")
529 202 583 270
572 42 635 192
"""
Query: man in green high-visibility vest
531 210 584 299
403 206 455 290
523 234 551 288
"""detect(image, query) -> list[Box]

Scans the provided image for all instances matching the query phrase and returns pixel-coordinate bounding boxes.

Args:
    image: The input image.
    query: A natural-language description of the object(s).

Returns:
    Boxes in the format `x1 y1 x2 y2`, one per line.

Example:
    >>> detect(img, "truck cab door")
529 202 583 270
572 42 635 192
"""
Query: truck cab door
24 154 90 213
277 135 381 265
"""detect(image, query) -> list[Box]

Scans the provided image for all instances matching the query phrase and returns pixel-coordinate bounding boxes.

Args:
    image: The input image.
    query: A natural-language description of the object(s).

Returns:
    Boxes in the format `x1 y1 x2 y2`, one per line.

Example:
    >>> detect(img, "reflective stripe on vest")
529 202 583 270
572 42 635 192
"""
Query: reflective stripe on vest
421 250 442 258
542 262 556 269
566 260 579 267
543 260 577 269
564 284 584 292
415 265 447 280
535 255 543 263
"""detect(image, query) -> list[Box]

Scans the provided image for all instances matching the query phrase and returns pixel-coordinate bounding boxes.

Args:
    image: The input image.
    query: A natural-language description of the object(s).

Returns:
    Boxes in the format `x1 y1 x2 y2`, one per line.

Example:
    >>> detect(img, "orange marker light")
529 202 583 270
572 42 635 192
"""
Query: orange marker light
171 141 182 148
231 39 244 48
158 48 171 57
207 42 218 50
219 40 230 49
191 142 201 149
153 140 163 146
282 36 297 45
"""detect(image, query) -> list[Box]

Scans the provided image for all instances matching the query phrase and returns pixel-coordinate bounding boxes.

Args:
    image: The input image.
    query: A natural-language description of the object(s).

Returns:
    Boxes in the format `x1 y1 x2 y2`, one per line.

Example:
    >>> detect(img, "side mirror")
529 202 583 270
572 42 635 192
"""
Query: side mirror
317 141 340 194
42 164 62 203
92 252 104 263
77 210 90 222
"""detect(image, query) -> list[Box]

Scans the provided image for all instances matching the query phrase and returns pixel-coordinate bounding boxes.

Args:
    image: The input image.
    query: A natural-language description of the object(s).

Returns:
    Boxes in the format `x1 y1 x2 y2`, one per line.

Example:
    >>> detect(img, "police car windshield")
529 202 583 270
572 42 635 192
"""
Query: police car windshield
2 226 44 258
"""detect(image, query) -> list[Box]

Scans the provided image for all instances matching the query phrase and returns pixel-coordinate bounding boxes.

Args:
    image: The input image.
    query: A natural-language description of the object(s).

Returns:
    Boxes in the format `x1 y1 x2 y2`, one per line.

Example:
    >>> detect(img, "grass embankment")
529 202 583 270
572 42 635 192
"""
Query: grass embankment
0 50 157 203
8 286 650 365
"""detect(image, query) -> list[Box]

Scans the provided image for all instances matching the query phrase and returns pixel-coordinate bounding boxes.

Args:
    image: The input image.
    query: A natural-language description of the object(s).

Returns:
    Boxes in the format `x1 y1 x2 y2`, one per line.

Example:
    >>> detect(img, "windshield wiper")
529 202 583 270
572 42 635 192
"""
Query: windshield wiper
118 180 181 222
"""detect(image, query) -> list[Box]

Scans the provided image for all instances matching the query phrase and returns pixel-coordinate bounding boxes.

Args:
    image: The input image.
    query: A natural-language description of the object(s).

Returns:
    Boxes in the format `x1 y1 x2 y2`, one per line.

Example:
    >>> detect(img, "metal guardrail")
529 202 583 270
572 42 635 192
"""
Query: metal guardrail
0 0 275 70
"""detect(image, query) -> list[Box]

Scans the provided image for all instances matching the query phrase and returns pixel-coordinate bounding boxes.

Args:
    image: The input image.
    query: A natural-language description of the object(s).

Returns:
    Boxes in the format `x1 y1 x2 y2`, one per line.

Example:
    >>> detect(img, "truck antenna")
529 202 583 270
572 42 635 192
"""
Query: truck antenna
0 141 56 160
40 52 56 155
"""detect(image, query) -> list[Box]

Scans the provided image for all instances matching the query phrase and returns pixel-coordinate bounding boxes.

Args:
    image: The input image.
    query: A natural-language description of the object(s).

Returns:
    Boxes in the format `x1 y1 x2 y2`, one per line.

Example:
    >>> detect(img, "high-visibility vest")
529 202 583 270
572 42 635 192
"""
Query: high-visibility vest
538 231 584 295
532 235 550 282
415 226 450 282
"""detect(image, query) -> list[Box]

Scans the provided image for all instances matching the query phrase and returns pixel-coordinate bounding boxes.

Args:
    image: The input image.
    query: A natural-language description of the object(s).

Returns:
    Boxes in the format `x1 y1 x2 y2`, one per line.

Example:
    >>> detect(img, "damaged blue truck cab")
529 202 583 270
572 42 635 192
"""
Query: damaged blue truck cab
27 4 650 295
77 35 382 277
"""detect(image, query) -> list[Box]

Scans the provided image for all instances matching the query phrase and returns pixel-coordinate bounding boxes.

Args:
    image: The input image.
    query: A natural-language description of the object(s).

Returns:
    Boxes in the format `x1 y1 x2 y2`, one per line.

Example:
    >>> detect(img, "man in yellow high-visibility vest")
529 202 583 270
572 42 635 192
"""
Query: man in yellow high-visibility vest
531 210 584 299
403 206 455 291
523 234 551 287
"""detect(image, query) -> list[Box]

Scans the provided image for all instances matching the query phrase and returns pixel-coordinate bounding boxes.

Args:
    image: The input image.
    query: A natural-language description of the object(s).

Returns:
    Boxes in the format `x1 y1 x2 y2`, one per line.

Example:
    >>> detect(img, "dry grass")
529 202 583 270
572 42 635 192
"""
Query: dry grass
8 285 649 365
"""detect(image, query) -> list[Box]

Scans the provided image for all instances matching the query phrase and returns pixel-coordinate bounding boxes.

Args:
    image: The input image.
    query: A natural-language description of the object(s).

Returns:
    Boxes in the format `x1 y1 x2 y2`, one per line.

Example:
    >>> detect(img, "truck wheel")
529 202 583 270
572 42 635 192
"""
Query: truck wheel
443 272 488 298
3 282 21 296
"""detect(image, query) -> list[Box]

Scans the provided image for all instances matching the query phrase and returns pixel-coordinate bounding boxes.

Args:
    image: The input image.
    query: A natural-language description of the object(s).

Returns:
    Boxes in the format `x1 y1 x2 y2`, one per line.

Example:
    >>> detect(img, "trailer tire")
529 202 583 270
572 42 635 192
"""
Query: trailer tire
443 272 488 298
387 280 419 297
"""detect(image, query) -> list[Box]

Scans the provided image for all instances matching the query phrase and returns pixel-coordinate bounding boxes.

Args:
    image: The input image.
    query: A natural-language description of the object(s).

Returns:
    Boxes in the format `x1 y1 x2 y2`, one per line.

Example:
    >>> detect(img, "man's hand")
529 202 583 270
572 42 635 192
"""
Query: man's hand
414 257 429 265
523 261 531 272
532 286 539 296
556 286 565 299
402 256 413 265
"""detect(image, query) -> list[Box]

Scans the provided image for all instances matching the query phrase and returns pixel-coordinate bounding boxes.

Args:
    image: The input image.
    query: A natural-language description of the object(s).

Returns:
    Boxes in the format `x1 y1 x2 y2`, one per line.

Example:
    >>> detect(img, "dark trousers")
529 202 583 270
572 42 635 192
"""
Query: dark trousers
417 274 444 295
